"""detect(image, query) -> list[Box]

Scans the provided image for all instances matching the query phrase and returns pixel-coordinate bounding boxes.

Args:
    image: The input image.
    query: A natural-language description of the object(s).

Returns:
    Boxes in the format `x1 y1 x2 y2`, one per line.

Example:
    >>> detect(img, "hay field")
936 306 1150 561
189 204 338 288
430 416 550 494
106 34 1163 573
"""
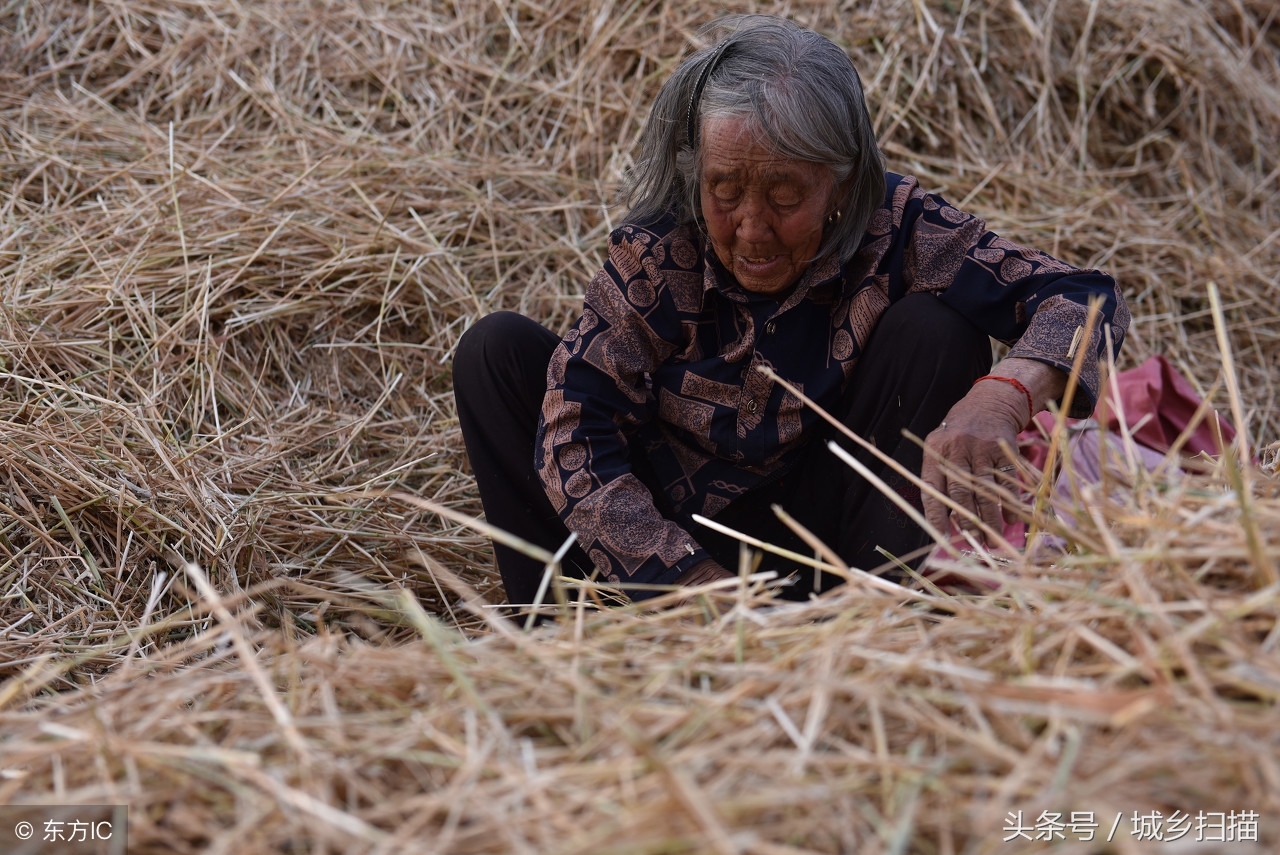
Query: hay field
1 0 1278 851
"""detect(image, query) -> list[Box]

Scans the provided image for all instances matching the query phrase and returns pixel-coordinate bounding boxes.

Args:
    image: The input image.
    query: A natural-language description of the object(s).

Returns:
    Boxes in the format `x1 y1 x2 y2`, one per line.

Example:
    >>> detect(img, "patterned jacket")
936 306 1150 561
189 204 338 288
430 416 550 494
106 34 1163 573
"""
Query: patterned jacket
535 173 1130 588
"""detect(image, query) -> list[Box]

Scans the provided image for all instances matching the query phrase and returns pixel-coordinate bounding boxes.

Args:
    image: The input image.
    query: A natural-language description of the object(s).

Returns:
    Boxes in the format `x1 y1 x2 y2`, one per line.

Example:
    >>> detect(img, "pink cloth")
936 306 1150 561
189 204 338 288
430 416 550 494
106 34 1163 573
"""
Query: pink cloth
1022 353 1235 471
1097 353 1234 456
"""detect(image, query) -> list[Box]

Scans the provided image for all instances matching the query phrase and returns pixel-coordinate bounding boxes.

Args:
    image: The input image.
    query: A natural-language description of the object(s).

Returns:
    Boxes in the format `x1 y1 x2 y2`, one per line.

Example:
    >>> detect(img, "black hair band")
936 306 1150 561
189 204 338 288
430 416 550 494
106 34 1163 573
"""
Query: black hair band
684 39 734 149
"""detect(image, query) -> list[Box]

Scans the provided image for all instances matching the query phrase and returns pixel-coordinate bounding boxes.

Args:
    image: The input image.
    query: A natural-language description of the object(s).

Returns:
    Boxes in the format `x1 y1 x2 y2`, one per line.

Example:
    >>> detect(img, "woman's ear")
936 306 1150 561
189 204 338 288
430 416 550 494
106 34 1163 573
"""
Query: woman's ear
826 176 854 224
835 175 855 208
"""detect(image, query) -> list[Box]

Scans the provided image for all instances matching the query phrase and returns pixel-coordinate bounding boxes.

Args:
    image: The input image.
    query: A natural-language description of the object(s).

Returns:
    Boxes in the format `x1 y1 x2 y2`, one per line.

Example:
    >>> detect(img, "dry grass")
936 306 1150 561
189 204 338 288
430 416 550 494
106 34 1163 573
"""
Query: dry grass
1 0 1278 851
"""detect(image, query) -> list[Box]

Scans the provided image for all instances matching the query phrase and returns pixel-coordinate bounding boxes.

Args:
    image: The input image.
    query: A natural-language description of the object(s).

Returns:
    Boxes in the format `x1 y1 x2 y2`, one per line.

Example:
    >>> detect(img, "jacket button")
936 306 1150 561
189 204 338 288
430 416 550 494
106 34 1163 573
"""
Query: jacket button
746 398 758 413
764 321 776 335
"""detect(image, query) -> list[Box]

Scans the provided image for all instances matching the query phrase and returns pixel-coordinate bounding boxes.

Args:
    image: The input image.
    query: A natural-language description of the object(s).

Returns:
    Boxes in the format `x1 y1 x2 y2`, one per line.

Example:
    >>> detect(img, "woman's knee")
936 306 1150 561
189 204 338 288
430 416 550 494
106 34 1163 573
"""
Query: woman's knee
879 292 976 339
455 312 536 375
875 293 992 375
453 311 559 391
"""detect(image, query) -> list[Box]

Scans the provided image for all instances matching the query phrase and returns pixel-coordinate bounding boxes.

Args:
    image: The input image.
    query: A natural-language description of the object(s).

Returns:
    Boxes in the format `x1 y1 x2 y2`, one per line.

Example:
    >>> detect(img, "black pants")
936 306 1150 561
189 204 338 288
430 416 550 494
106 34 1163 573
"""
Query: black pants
453 293 992 605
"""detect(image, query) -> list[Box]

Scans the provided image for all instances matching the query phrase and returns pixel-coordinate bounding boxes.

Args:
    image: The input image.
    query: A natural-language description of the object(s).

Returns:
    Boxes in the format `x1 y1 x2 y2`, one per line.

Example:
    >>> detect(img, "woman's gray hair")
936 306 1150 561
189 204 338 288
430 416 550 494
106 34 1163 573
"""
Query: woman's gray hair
622 15 886 266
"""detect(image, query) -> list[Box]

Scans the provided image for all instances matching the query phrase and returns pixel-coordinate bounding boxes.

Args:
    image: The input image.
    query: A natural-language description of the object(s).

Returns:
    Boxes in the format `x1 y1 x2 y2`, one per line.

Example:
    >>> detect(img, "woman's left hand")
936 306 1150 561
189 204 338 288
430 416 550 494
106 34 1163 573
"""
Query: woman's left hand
921 359 1066 543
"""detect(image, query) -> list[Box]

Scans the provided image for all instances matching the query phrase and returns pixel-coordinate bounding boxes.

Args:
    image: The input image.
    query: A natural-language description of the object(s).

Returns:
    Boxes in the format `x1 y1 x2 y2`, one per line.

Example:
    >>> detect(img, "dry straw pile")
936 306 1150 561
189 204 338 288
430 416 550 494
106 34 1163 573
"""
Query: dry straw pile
1 0 1278 851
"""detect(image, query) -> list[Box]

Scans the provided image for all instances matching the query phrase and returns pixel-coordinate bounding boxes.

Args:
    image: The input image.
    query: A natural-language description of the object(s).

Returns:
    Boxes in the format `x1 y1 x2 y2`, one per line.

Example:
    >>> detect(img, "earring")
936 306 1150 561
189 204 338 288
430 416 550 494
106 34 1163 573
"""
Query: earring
826 209 842 226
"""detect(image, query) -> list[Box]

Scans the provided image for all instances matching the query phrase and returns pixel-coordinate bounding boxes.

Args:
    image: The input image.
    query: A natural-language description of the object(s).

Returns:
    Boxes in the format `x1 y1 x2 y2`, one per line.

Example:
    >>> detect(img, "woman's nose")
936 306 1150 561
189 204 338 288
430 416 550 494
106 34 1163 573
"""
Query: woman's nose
735 197 773 242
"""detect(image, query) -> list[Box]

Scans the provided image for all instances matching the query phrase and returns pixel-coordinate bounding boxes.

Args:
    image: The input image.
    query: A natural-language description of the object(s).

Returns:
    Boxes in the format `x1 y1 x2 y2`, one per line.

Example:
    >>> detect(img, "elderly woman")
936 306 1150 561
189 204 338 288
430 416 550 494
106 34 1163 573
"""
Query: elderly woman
454 15 1129 606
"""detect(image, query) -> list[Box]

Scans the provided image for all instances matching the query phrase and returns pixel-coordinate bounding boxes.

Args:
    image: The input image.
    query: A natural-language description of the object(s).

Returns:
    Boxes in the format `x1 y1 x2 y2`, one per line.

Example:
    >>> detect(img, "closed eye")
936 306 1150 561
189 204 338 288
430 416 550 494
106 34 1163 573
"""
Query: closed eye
710 181 741 203
767 181 804 208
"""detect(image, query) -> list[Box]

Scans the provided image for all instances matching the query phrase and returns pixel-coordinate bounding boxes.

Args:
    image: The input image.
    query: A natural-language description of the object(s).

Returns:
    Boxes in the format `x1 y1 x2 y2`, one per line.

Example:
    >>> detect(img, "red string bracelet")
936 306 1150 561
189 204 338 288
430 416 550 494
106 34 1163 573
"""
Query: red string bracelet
974 375 1034 426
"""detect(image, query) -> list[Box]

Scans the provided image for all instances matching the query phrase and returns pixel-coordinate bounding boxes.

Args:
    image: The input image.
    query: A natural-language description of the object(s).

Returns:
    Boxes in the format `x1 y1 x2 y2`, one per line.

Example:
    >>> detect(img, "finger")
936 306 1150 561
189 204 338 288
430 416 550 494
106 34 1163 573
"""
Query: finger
973 478 1004 540
1002 496 1017 525
923 488 950 537
921 448 950 534
989 460 1021 526
946 478 977 532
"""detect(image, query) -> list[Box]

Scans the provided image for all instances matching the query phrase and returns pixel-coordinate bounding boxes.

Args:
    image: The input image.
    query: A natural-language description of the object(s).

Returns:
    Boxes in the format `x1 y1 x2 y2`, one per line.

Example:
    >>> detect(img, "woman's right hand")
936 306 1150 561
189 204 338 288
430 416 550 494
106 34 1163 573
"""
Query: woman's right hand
674 558 735 587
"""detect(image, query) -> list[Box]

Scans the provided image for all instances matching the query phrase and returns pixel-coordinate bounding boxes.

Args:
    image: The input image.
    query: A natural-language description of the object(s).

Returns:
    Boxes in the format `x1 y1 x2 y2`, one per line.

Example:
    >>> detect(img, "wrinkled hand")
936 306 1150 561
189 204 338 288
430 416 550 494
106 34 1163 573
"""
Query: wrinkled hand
921 381 1027 543
674 558 735 588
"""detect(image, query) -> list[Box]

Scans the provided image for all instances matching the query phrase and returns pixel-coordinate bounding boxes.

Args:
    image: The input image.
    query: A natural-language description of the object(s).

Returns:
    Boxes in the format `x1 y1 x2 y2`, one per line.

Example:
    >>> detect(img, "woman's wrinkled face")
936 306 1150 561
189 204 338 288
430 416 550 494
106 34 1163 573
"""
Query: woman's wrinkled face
699 116 836 298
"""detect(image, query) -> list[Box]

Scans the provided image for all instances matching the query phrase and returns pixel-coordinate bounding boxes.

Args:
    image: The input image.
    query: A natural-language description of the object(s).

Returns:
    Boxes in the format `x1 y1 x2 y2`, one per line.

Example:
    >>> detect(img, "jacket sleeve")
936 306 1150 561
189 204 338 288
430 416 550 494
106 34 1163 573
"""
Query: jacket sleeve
535 226 712 594
889 177 1130 417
